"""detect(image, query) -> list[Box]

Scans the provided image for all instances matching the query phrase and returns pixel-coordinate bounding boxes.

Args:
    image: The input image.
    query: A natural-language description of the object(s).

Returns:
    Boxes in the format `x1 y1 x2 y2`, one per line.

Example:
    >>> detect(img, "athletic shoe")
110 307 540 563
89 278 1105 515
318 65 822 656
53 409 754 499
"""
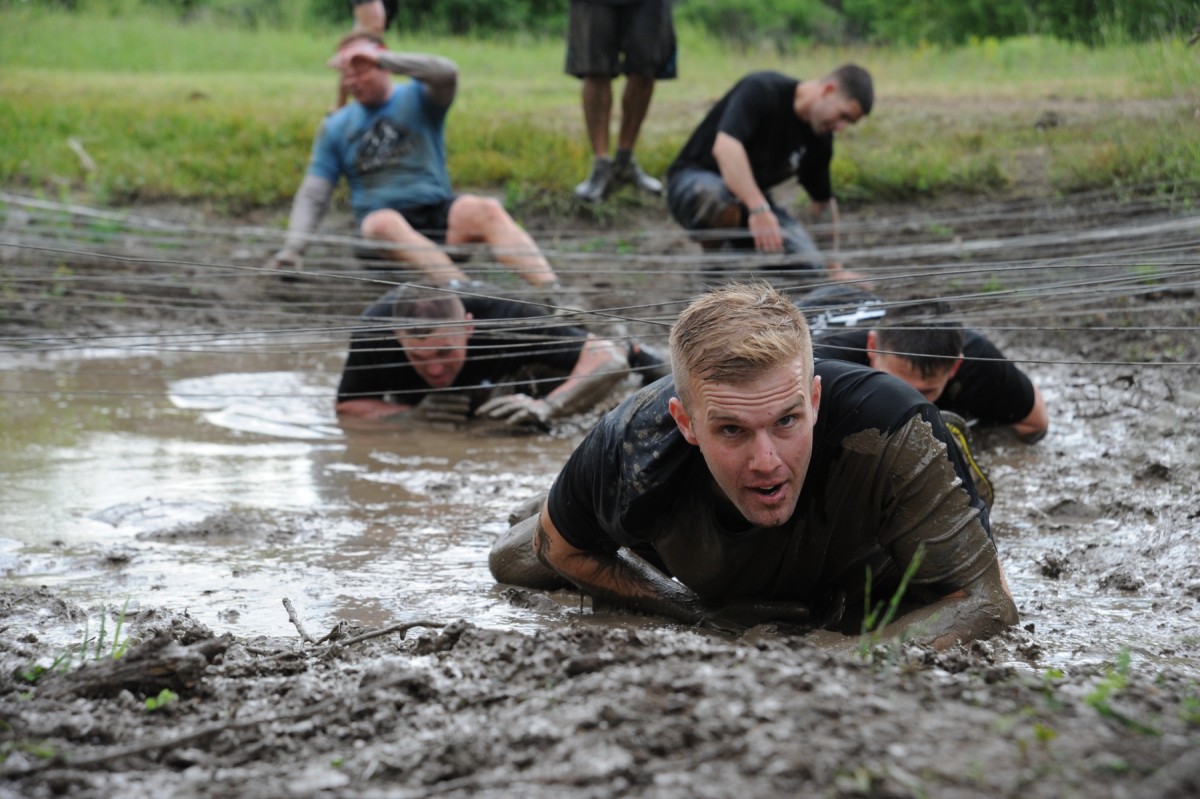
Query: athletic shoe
613 154 663 195
574 157 614 203
940 410 995 509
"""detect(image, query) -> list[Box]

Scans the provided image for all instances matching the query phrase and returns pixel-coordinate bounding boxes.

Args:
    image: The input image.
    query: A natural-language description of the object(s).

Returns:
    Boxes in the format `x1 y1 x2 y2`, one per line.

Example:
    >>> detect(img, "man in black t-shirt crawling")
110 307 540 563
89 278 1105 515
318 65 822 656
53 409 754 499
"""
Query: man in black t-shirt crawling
799 285 1049 443
489 283 1018 650
336 285 653 427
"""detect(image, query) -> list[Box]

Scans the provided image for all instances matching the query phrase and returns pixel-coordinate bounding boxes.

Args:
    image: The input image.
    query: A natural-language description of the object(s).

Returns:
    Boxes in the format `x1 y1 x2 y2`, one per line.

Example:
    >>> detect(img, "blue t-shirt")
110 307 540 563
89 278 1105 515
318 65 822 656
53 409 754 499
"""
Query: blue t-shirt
308 80 453 222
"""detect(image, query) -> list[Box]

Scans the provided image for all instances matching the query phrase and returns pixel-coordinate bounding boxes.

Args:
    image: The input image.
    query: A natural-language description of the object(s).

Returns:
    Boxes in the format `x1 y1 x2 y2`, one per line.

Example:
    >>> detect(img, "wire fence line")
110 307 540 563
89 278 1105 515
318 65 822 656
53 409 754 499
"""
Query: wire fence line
2 188 1197 403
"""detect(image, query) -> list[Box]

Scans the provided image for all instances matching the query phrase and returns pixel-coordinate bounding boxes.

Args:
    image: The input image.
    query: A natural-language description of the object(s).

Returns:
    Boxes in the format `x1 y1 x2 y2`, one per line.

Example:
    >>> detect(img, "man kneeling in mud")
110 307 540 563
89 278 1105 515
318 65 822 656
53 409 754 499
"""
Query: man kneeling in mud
490 282 1018 650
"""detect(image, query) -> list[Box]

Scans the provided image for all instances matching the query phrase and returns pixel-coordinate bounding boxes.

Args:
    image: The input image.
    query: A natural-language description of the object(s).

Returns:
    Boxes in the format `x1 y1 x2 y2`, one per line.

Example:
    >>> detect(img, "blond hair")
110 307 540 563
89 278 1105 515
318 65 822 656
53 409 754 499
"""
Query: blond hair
669 282 813 409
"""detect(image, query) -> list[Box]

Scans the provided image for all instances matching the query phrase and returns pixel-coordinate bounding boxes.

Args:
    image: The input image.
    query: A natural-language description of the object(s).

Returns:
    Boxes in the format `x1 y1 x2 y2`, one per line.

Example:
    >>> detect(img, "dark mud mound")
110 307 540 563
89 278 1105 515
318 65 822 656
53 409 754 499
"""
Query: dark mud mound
3 605 1199 799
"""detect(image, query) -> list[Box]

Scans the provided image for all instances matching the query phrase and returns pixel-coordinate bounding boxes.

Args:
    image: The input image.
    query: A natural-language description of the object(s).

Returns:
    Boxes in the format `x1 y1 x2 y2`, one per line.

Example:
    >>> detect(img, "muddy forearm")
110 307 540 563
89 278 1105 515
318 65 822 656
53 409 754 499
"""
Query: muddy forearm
875 563 1019 650
534 513 706 625
545 338 629 419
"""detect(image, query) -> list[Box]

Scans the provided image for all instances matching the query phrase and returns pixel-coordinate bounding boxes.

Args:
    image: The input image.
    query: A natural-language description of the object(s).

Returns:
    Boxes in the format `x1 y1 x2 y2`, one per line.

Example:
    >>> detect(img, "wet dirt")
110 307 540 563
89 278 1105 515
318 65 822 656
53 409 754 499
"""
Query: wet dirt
1 188 1199 797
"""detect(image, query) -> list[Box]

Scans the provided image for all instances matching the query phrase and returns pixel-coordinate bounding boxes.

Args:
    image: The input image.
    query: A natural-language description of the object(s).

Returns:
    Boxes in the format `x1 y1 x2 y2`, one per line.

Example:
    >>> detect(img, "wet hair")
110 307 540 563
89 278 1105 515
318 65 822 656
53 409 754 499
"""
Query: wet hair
873 300 963 379
669 282 813 410
390 290 465 339
826 64 874 116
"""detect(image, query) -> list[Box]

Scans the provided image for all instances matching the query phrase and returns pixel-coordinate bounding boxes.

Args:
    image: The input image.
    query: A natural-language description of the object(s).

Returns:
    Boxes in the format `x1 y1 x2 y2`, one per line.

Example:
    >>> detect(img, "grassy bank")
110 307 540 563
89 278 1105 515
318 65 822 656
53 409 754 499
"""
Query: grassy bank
2 6 1198 219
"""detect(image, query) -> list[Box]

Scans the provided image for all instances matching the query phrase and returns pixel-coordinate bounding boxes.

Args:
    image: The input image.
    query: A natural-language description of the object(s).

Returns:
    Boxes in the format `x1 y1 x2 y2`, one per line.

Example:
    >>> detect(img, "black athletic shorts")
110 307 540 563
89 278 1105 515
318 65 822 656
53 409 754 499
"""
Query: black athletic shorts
565 0 677 79
354 197 465 263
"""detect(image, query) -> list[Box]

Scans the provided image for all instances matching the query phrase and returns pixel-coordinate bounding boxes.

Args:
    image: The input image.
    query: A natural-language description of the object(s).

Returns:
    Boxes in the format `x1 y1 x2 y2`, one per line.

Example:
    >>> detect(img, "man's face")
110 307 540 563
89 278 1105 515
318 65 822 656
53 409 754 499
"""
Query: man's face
807 84 865 135
339 53 391 106
868 350 959 402
668 357 821 529
397 323 472 389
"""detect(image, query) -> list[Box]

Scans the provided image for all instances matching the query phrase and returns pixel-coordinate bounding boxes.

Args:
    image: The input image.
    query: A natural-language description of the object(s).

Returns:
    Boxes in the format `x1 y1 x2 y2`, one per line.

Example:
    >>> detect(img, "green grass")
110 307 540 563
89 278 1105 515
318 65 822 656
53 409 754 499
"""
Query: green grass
2 7 1199 215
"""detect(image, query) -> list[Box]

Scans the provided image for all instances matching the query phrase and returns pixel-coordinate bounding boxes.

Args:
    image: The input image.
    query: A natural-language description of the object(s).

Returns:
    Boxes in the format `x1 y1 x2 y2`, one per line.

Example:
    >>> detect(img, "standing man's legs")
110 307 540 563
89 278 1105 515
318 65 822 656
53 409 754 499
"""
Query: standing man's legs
567 0 673 202
581 76 614 161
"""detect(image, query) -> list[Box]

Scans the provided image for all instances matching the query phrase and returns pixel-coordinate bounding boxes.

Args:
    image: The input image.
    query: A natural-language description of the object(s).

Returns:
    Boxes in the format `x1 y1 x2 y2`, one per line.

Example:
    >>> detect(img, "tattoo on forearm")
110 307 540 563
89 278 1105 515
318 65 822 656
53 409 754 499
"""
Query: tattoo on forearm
533 520 551 566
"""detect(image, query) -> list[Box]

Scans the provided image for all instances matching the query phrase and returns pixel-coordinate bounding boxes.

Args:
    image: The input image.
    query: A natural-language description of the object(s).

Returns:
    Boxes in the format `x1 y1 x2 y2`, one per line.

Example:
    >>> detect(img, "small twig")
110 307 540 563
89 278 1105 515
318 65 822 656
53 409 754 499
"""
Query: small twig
281 597 316 644
335 620 445 648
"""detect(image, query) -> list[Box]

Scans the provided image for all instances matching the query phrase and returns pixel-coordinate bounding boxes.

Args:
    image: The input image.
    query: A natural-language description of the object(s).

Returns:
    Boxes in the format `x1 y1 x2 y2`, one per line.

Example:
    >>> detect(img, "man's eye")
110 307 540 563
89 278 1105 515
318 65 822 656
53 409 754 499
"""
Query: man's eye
777 414 797 428
718 425 741 436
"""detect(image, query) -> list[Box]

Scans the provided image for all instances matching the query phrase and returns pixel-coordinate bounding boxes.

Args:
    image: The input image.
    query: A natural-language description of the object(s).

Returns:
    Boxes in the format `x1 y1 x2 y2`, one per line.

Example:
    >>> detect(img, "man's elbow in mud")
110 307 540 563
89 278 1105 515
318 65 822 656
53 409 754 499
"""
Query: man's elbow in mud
877 560 1019 651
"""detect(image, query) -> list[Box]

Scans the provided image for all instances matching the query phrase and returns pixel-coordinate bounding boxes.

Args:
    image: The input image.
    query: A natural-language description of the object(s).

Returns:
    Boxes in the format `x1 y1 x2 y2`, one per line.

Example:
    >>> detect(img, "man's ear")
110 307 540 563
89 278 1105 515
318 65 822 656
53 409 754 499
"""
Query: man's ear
811 374 822 420
462 311 475 338
668 396 699 446
865 329 879 368
947 356 964 378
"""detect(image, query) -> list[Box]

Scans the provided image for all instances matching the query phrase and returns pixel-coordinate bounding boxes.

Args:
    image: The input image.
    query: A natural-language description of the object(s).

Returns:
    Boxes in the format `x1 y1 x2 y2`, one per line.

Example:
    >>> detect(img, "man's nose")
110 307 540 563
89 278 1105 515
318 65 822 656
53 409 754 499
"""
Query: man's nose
747 432 782 472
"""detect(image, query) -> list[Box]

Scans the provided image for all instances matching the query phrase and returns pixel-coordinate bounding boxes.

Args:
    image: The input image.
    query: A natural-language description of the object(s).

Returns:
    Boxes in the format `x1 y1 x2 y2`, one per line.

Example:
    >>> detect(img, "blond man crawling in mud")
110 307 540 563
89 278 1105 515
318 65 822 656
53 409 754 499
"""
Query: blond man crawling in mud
490 282 1018 650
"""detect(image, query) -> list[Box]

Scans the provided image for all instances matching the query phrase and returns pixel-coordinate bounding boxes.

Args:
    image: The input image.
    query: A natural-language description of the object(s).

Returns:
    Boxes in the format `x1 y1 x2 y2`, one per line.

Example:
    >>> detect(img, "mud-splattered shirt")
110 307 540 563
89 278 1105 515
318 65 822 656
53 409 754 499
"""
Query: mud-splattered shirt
813 328 1037 427
547 359 997 612
337 291 588 408
308 80 452 223
666 71 834 202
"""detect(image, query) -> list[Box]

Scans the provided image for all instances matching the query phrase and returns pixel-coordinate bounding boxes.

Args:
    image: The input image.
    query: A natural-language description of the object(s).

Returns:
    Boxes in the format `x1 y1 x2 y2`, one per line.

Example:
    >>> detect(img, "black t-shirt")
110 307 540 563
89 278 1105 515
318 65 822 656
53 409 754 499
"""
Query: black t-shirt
812 329 1036 427
667 71 834 203
546 360 995 612
336 291 588 406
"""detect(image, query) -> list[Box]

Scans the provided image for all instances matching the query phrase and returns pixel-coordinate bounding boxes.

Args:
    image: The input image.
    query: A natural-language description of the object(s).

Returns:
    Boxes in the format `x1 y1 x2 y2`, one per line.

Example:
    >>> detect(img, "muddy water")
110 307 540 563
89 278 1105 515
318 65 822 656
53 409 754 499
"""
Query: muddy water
0 339 579 642
2 338 1198 677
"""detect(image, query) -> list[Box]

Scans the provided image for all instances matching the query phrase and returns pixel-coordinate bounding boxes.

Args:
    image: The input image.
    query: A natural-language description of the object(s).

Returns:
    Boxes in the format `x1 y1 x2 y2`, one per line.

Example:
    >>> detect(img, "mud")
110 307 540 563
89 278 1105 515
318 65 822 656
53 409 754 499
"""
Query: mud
1 188 1199 797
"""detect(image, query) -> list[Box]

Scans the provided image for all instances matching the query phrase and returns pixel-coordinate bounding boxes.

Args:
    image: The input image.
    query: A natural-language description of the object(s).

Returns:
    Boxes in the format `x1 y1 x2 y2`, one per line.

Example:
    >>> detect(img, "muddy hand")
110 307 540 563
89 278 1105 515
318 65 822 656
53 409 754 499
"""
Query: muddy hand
413 392 472 425
475 394 553 428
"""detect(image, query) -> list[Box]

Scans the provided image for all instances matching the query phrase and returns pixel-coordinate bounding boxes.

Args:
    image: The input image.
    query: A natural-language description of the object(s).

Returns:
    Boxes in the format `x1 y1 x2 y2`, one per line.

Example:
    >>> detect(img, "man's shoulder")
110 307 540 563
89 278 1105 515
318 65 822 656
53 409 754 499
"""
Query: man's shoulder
463 294 545 321
962 328 1005 359
592 377 694 505
815 359 926 436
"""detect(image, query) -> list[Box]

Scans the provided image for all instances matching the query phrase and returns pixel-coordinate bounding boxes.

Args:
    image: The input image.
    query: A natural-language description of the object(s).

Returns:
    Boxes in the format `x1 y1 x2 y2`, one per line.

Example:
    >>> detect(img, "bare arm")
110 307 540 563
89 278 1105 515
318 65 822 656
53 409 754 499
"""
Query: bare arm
711 132 782 253
534 505 818 632
534 505 711 625
1013 384 1049 443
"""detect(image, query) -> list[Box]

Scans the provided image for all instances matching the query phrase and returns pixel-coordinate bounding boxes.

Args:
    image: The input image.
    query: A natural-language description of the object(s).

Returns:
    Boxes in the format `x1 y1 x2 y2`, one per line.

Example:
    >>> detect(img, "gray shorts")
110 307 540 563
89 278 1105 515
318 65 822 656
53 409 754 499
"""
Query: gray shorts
565 0 677 79
666 167 820 264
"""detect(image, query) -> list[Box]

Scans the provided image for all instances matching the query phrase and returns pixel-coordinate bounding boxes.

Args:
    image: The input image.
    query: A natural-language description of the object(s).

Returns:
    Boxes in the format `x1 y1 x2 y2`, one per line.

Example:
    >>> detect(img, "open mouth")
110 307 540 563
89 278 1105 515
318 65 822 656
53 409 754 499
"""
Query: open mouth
752 484 783 497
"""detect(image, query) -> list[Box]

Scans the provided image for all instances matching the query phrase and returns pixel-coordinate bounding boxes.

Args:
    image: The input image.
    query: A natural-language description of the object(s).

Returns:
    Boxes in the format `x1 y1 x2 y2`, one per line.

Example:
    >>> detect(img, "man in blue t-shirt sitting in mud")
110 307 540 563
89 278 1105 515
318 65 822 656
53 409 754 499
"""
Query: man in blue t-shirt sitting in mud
270 33 562 293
